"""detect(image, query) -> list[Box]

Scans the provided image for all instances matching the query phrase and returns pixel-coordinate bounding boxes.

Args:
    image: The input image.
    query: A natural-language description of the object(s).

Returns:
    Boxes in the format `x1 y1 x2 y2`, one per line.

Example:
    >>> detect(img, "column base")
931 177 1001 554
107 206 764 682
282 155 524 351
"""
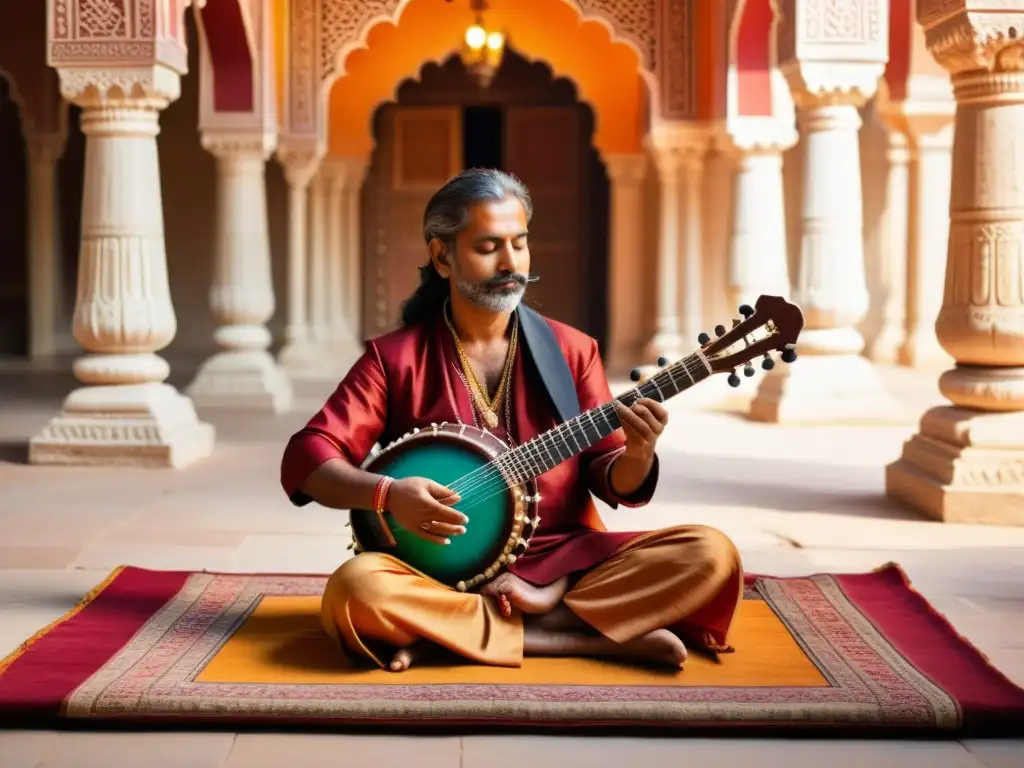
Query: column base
865 323 904 366
747 353 905 424
644 331 686 365
28 382 215 468
186 349 294 413
886 406 1024 526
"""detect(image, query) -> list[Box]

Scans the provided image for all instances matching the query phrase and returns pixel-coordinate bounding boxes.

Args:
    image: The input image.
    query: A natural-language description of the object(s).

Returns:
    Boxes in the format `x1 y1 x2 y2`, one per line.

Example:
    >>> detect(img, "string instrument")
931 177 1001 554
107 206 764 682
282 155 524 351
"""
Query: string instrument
349 295 804 592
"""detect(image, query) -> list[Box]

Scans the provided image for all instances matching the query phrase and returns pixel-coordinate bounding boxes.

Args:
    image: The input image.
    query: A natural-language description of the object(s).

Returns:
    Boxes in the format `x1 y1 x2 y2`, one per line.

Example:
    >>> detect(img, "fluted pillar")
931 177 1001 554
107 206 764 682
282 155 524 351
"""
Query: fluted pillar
886 5 1024 525
26 133 66 361
342 157 366 342
186 134 293 412
323 159 362 369
749 4 901 423
864 128 911 364
276 147 322 375
645 140 684 362
900 121 955 369
604 153 646 374
309 170 330 347
725 137 794 309
30 76 214 467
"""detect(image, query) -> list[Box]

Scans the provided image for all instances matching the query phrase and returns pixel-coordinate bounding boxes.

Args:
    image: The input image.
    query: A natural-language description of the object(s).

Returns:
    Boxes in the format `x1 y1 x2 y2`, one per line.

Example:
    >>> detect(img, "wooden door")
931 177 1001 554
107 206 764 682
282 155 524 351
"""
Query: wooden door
502 106 590 337
361 106 462 335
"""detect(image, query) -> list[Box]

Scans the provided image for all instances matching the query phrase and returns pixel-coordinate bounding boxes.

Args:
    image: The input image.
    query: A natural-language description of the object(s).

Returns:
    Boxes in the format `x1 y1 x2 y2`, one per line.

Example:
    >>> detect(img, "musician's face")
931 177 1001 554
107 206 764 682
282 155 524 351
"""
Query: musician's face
441 196 531 313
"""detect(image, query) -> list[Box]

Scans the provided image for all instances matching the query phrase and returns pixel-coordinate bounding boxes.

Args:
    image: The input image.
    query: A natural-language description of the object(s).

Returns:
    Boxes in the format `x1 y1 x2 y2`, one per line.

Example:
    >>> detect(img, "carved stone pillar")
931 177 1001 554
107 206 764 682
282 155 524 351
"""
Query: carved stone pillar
644 125 710 362
341 157 367 351
863 127 911 364
323 159 361 369
645 140 684 362
901 119 955 369
308 170 330 347
186 134 293 412
725 133 795 309
886 4 1024 525
604 153 647 374
26 133 66 360
750 0 902 423
276 147 322 375
30 67 214 465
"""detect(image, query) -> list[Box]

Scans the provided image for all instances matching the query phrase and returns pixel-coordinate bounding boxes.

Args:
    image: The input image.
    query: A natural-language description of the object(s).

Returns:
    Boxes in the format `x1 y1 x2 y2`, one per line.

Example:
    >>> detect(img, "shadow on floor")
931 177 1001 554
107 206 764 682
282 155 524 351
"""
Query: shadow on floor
652 448 924 521
0 441 29 465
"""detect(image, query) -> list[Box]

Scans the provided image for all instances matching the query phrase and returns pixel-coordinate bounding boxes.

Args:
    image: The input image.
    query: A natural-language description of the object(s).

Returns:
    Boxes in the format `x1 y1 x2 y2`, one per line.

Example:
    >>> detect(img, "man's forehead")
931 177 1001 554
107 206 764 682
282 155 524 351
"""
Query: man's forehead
465 198 527 234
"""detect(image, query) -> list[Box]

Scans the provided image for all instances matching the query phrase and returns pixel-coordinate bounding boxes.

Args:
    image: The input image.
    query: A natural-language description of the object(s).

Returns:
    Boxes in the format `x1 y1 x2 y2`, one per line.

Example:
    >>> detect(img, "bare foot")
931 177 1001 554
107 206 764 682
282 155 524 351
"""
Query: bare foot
388 640 431 672
480 573 569 615
524 625 687 669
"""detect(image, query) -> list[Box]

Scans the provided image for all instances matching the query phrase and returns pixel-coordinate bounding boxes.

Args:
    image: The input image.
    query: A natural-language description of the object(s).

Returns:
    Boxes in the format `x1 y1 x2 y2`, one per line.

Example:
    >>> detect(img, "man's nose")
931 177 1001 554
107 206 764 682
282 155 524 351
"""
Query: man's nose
497 242 518 273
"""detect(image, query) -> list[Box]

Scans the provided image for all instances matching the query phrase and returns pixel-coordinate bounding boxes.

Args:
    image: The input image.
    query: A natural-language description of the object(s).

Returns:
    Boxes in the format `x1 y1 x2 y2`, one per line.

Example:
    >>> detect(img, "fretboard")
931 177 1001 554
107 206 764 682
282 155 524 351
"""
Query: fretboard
495 351 712 485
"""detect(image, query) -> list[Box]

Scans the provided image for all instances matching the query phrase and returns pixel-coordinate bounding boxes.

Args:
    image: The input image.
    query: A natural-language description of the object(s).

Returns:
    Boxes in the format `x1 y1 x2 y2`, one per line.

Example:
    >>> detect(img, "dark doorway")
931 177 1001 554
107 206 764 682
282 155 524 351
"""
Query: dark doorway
463 105 503 169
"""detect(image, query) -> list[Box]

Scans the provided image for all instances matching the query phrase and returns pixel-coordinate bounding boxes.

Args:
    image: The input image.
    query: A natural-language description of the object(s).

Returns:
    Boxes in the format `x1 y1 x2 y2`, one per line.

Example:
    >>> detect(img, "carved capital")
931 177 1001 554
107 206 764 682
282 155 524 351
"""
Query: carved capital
25 132 68 165
277 144 324 189
55 65 181 109
723 118 799 155
604 153 648 184
783 61 886 108
201 131 276 161
918 1 1024 76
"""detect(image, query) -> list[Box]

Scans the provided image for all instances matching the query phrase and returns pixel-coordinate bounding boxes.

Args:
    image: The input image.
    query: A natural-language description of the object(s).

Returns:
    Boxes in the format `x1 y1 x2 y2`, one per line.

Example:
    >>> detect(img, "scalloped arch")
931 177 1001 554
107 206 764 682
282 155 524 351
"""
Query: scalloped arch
325 0 650 157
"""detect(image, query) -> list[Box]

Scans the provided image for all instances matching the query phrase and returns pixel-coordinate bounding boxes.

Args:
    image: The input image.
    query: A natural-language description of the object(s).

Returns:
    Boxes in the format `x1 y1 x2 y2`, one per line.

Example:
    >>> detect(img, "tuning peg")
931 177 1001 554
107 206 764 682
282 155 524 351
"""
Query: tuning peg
727 371 741 387
743 363 755 377
761 353 775 371
781 345 797 364
657 356 668 367
715 324 726 337
698 332 710 345
630 367 642 382
739 304 754 318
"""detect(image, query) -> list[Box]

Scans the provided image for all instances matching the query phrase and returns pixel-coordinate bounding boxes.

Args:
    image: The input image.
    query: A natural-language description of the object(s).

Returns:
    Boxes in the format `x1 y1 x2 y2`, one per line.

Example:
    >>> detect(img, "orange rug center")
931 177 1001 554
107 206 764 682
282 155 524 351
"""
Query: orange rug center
198 596 827 687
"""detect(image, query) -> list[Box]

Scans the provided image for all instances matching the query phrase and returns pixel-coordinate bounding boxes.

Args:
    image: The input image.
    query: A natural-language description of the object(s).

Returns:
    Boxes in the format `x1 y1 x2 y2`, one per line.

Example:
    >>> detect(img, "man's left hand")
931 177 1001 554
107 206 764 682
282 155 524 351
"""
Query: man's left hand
613 398 669 461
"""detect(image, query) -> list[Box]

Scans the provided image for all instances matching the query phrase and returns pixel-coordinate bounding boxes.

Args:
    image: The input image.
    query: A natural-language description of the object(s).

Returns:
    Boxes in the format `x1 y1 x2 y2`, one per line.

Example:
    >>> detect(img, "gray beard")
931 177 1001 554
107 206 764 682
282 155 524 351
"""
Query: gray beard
454 275 526 313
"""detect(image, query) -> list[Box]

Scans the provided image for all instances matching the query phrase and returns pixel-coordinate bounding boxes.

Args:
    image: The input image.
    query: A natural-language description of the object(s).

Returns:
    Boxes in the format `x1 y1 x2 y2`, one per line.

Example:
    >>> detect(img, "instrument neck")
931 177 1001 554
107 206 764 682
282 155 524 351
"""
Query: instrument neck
498 351 712 484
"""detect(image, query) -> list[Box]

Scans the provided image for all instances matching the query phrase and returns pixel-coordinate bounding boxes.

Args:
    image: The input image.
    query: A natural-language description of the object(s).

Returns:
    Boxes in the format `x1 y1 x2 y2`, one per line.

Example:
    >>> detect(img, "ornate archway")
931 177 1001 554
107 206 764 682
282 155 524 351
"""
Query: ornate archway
281 0 662 150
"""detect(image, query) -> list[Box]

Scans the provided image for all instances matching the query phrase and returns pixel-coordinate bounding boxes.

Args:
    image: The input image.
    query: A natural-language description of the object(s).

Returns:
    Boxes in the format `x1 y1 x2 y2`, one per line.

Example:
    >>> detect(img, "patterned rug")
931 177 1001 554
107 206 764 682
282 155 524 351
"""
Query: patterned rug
1 564 1021 734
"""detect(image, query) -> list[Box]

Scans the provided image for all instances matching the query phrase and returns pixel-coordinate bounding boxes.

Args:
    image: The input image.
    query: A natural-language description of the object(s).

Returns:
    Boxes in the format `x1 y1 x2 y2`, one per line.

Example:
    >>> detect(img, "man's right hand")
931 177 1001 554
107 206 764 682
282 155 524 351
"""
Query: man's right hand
386 477 467 545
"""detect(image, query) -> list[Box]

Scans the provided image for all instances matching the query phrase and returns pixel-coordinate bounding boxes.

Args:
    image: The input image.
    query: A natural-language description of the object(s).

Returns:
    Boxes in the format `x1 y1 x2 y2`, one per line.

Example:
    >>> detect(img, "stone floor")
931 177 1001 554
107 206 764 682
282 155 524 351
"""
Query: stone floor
0 359 1022 768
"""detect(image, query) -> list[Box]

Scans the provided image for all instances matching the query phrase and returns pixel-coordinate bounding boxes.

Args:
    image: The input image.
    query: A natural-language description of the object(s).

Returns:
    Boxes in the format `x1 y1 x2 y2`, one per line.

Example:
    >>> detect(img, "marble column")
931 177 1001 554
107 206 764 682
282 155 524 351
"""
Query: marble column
900 120 955 370
886 8 1024 525
864 128 911 365
310 171 331 348
276 148 322 375
645 140 684 362
604 153 647 374
30 79 214 467
186 134 293 412
342 158 367 345
749 84 902 421
25 133 66 361
678 146 706 348
725 138 794 309
325 159 362 369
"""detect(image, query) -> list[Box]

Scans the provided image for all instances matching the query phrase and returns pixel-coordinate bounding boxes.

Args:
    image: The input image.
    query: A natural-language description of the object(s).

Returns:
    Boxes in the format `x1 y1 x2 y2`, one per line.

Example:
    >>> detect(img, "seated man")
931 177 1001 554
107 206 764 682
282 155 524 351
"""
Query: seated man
280 168 743 672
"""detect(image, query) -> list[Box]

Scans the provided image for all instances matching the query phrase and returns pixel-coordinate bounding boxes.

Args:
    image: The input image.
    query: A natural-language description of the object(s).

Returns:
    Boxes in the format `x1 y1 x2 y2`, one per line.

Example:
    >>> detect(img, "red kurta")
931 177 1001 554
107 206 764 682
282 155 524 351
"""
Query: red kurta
279 311 660 586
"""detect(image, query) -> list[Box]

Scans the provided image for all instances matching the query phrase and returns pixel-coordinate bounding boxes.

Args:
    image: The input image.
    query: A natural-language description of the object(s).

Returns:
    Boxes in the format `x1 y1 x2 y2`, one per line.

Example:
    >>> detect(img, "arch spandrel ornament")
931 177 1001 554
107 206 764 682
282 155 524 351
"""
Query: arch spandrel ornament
286 0 667 144
317 0 657 86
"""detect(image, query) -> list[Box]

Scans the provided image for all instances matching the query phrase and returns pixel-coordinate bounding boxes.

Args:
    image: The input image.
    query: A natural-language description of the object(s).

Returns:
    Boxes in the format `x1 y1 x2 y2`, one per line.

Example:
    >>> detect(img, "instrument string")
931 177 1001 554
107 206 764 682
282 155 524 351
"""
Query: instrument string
445 352 707 503
438 354 709 510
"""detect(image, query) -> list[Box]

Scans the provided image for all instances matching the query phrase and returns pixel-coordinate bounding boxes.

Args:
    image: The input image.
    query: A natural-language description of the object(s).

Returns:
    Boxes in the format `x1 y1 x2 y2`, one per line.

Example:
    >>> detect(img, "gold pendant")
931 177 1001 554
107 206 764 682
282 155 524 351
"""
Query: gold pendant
483 410 499 429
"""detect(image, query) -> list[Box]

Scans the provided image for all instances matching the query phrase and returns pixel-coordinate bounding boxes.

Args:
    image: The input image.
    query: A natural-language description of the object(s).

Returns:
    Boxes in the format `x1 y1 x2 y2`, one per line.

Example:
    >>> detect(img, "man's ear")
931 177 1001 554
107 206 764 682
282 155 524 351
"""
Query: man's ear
429 238 452 278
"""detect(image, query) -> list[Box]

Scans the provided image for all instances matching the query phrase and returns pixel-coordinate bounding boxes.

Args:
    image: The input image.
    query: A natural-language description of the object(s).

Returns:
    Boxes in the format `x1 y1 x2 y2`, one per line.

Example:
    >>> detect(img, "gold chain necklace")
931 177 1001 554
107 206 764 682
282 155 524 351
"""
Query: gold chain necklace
444 300 518 430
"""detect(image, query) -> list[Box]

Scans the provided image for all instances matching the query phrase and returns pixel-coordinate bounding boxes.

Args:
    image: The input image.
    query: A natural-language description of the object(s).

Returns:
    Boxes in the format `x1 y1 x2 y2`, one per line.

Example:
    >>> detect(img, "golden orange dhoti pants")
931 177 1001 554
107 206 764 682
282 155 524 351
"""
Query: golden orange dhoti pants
320 525 744 668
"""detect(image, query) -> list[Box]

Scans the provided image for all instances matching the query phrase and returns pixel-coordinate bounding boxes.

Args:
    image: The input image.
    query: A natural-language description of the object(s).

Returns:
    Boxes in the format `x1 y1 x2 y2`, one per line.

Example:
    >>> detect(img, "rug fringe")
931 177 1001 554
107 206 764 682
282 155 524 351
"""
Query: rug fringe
0 565 126 678
872 560 1024 697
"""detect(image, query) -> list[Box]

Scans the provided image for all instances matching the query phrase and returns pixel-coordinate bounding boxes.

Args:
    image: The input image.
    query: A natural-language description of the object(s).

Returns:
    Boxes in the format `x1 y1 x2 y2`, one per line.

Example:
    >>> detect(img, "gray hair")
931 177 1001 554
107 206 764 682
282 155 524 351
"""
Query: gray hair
422 167 533 244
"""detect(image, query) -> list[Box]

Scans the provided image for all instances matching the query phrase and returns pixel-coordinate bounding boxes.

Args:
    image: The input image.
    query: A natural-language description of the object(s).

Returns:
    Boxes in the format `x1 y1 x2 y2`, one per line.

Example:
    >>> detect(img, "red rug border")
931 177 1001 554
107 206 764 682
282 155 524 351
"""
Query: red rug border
1 562 1022 735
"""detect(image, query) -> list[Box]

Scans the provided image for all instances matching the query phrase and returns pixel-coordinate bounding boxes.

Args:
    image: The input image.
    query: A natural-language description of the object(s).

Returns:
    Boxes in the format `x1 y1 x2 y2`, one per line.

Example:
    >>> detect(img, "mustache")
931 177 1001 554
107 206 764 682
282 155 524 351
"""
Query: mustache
484 273 540 288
